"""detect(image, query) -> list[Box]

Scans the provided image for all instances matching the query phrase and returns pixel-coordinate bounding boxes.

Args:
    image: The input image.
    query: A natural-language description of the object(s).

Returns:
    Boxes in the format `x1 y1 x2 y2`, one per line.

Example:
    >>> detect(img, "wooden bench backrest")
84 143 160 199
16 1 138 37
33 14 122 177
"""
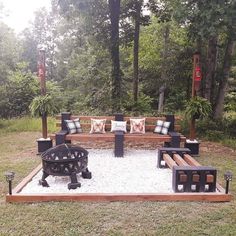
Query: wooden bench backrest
56 115 182 132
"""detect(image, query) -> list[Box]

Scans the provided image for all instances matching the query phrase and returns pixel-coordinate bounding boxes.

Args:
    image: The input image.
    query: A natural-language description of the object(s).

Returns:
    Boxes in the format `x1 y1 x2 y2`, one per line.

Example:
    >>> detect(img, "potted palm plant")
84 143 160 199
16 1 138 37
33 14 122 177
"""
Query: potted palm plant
184 96 212 155
30 94 59 153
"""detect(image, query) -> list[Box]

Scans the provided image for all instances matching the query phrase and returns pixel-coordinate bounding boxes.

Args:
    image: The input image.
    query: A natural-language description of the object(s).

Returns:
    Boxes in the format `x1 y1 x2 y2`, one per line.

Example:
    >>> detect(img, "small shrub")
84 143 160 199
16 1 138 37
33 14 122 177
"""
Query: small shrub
225 117 236 137
205 130 225 141
123 92 153 115
221 138 236 149
197 119 224 136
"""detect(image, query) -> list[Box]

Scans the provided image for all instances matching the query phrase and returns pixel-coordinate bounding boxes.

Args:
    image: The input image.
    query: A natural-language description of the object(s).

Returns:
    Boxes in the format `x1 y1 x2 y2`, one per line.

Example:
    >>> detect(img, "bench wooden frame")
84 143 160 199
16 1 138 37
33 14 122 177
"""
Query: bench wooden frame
50 112 186 157
158 147 217 193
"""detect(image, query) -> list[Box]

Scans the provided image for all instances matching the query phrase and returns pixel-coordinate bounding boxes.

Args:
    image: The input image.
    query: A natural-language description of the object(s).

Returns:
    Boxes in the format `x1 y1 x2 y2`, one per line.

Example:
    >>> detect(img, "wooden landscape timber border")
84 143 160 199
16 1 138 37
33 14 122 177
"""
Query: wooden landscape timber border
6 164 233 203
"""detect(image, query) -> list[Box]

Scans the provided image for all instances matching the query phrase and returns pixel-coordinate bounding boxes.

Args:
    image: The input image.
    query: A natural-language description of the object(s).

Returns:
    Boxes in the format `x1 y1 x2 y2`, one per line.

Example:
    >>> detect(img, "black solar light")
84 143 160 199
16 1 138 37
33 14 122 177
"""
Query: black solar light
224 171 233 194
4 171 15 195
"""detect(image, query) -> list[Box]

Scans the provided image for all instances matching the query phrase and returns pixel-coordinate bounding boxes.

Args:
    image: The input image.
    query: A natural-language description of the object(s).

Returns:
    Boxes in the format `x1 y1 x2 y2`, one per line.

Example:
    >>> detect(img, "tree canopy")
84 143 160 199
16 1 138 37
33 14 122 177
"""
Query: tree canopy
0 0 235 119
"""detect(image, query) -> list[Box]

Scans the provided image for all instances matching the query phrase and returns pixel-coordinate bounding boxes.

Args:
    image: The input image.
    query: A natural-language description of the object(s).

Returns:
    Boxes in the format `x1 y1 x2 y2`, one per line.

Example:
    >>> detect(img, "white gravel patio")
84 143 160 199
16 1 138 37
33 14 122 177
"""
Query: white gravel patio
20 149 174 194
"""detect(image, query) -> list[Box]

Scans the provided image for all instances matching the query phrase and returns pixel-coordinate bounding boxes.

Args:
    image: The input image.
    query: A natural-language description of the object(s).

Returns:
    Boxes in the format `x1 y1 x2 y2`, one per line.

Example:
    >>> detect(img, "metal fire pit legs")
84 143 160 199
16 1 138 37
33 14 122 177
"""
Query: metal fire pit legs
40 144 92 190
68 172 81 189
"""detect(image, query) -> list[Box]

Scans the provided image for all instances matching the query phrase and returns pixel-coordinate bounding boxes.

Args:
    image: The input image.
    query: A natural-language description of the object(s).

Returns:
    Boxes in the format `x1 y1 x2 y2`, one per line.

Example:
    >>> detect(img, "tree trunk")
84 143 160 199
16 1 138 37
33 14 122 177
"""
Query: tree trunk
108 0 121 112
214 34 235 119
204 36 218 103
133 1 142 104
158 84 165 112
158 24 169 113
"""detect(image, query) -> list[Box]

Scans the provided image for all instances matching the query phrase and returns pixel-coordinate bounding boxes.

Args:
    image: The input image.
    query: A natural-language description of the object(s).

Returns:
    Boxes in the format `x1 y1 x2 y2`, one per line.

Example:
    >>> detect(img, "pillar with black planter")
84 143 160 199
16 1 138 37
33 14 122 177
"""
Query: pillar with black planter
36 46 53 154
61 112 72 131
164 114 181 148
165 114 175 132
55 112 72 145
114 113 124 157
185 52 201 156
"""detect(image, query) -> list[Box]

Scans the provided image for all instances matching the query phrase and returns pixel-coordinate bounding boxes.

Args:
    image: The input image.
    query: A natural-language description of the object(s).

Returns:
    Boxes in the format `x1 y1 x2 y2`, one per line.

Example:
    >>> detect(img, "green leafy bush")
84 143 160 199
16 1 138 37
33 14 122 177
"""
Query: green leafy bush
0 66 39 118
197 119 223 136
185 96 212 120
122 92 153 115
205 130 225 141
164 90 186 112
196 116 236 140
225 117 236 137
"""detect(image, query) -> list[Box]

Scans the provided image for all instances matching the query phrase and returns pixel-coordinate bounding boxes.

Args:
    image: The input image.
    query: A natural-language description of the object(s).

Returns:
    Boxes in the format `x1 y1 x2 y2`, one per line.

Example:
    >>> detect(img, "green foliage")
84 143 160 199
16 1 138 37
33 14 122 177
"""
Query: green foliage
122 92 153 115
29 94 59 117
164 89 186 112
196 115 236 141
205 130 225 142
138 18 192 108
0 0 236 118
224 116 236 137
0 22 20 85
197 119 223 136
221 138 236 150
185 96 212 120
0 64 39 118
225 91 236 112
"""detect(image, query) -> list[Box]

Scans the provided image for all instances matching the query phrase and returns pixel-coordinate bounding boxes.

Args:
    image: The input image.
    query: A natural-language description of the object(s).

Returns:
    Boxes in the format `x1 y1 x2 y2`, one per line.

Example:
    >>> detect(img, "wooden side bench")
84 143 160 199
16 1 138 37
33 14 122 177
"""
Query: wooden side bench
157 147 217 193
50 113 186 157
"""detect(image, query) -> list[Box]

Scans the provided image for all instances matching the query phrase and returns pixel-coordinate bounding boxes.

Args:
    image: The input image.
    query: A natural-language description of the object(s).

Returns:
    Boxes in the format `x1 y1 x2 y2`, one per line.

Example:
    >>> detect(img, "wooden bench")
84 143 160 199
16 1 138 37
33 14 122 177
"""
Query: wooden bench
50 112 186 157
157 147 217 193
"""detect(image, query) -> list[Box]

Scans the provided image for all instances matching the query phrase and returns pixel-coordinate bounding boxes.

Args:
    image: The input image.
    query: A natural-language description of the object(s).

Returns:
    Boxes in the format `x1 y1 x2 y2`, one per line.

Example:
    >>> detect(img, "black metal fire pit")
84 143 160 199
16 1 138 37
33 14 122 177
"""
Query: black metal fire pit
39 144 92 189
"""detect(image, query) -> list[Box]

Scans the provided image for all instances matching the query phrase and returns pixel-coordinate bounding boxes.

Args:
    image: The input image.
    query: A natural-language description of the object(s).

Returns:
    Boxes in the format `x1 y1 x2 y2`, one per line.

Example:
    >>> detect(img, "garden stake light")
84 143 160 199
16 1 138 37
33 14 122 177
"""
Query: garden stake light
4 171 15 195
224 171 233 194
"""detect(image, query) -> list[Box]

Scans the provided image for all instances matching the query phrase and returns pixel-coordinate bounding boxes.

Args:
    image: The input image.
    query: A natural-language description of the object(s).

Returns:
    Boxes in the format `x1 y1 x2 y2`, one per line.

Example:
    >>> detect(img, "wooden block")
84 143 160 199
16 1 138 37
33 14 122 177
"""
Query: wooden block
183 154 201 166
192 174 200 182
179 174 187 182
173 154 189 166
163 154 177 169
206 174 214 183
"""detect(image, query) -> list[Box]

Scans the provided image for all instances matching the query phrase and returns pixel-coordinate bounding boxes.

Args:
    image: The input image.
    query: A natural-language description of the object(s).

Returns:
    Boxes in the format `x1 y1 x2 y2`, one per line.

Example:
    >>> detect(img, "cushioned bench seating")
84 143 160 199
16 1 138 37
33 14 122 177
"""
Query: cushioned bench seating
50 112 186 157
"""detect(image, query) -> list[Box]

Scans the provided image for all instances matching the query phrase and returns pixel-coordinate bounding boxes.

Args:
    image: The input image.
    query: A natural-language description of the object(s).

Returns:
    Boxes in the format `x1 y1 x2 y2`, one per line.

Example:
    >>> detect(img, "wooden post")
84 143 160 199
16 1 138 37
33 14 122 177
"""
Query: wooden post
189 52 200 141
191 53 200 97
38 48 47 139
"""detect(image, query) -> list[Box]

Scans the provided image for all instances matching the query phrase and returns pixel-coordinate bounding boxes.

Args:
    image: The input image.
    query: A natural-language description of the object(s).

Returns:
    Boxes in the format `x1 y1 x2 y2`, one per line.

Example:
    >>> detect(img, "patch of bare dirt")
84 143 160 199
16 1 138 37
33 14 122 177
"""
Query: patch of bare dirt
200 141 236 156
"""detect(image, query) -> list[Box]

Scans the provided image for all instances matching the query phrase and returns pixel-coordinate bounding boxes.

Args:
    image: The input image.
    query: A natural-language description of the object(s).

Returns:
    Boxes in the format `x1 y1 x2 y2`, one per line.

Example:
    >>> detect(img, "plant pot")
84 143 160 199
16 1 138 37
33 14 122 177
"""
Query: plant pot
37 138 53 154
184 139 200 156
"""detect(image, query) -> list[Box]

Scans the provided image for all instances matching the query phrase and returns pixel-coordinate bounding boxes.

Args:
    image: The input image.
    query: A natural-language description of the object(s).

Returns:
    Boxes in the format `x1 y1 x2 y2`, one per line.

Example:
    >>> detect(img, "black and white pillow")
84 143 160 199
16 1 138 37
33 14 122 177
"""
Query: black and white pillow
65 118 82 134
154 120 171 135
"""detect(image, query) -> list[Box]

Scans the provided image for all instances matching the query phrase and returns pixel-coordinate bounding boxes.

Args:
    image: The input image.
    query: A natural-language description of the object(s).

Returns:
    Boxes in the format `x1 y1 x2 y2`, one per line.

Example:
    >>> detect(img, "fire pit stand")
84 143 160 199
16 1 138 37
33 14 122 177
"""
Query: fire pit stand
39 144 92 189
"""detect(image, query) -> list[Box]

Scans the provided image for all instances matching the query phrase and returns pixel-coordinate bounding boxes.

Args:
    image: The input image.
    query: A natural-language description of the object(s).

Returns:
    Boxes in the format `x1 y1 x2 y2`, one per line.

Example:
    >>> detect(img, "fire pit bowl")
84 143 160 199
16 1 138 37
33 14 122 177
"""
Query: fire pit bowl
39 144 92 189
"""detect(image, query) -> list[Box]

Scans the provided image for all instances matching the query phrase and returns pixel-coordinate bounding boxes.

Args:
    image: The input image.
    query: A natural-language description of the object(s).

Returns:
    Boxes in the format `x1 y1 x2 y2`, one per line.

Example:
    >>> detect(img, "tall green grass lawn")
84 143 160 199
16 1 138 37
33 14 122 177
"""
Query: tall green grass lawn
0 117 57 133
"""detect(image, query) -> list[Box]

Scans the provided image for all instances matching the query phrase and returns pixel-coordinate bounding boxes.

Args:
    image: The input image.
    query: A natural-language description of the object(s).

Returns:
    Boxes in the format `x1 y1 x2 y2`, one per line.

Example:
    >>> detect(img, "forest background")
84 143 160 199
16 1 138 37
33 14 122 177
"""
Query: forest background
0 0 235 141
